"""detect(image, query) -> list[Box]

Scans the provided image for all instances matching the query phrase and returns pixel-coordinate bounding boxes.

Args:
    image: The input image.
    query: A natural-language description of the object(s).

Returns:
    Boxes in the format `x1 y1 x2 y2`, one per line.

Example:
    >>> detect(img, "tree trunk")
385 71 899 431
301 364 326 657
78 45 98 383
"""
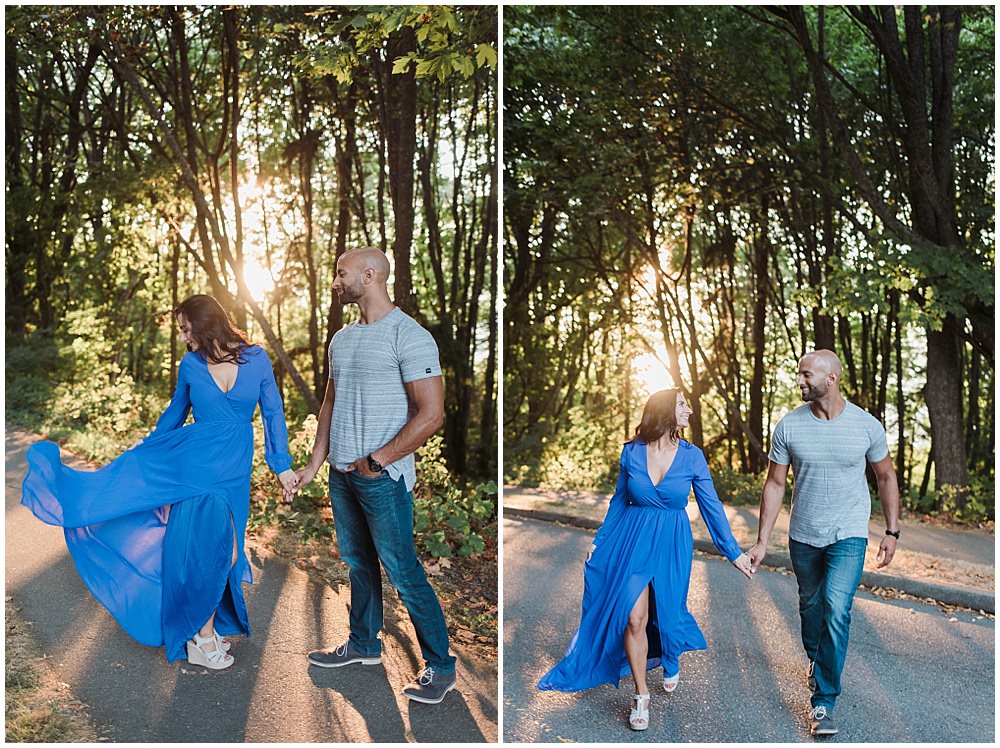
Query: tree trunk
925 318 969 498
379 26 417 313
748 214 768 473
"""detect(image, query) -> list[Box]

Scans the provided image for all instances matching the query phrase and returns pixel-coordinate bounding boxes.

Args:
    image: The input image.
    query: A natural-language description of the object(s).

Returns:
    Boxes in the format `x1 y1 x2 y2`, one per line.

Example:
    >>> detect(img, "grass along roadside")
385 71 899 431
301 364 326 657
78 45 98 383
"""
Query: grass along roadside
5 597 100 742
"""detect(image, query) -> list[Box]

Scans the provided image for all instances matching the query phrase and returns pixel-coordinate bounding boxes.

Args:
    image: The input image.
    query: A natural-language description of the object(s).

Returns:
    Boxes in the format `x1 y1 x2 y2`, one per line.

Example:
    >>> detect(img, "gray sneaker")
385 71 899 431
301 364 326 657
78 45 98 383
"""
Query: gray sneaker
307 640 381 668
402 666 457 704
809 705 838 736
807 661 817 692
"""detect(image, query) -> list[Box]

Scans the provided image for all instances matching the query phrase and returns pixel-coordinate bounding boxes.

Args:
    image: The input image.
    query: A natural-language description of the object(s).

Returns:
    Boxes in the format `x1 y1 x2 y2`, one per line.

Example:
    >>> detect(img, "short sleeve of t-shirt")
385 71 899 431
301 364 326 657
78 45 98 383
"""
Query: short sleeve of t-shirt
769 417 790 465
398 322 442 383
865 419 890 462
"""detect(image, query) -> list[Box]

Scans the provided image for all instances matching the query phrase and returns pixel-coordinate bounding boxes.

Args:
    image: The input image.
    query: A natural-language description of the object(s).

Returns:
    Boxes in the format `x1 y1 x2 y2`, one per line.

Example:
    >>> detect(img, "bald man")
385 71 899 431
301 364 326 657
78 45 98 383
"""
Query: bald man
294 246 457 704
748 350 899 736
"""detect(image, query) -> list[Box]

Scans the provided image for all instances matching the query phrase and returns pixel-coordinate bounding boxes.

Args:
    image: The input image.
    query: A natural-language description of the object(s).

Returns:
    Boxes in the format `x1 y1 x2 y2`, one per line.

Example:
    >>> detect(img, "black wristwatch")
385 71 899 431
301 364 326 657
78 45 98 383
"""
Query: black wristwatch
885 529 900 539
367 454 383 473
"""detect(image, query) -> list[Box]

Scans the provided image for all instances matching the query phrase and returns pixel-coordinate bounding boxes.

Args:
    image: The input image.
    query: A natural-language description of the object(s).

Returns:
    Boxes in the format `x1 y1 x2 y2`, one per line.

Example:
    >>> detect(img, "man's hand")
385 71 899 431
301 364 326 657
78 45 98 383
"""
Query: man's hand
875 535 897 568
345 457 380 478
747 542 767 573
277 469 298 503
294 463 321 492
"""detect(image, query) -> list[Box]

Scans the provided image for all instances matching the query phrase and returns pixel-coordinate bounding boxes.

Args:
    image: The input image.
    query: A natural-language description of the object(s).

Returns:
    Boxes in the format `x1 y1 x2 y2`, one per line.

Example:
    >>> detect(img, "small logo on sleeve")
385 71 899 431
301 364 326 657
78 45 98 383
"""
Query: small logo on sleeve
425 368 432 373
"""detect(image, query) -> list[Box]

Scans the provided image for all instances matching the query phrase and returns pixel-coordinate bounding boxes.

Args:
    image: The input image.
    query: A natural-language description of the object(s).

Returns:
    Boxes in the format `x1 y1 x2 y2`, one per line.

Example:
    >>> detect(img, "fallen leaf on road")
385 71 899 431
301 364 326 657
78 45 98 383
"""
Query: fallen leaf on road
439 557 453 569
948 617 959 622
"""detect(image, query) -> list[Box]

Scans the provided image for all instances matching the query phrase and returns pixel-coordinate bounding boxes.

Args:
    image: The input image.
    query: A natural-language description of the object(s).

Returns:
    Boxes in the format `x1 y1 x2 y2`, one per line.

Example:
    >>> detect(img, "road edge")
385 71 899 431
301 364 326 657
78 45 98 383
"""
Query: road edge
502 506 995 614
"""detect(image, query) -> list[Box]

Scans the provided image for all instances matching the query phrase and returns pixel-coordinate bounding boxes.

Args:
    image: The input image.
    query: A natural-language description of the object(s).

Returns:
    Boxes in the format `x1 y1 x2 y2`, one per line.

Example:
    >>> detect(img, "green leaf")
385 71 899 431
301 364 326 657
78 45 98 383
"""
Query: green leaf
391 55 412 75
475 43 497 69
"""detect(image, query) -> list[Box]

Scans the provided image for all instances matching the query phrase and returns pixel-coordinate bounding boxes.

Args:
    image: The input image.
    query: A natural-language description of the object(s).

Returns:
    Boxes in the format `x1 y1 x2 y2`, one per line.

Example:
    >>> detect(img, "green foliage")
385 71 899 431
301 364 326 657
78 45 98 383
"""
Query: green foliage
414 435 496 558
506 404 623 493
903 474 996 524
710 467 766 507
293 5 497 83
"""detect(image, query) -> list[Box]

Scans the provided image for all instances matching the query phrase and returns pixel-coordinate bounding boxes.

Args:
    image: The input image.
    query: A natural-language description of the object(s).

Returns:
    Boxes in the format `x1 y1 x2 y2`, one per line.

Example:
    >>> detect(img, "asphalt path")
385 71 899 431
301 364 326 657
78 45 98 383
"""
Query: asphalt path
5 429 497 742
503 517 995 743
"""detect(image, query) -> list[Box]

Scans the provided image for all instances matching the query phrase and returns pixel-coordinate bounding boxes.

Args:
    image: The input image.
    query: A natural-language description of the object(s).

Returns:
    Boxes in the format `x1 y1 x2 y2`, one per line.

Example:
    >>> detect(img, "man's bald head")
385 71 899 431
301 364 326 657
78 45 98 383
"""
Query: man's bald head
797 349 843 402
339 246 390 283
803 349 843 378
333 246 392 306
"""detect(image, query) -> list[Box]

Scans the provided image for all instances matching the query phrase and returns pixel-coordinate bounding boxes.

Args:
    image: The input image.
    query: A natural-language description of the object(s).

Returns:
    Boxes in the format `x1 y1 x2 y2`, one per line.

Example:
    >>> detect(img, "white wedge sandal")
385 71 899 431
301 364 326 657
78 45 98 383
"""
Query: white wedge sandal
214 628 232 653
663 672 680 693
186 632 234 670
629 692 650 731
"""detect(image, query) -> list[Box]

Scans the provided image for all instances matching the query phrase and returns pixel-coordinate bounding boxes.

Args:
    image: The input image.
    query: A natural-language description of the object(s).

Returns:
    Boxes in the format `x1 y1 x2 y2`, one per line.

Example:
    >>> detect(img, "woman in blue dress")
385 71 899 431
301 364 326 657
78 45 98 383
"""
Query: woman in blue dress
21 294 299 670
538 388 754 730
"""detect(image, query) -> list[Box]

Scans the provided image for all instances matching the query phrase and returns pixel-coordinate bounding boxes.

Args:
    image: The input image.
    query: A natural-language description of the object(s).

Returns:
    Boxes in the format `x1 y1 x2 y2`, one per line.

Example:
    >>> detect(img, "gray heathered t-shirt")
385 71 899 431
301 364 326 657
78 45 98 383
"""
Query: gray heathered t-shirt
327 307 442 492
769 401 889 547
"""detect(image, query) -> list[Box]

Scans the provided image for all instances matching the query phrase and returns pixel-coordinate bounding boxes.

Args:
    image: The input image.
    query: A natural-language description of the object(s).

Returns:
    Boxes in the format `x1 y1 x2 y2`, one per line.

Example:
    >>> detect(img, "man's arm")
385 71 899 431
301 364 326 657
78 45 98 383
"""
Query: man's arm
870 455 900 569
293 377 335 492
747 460 790 572
347 375 444 477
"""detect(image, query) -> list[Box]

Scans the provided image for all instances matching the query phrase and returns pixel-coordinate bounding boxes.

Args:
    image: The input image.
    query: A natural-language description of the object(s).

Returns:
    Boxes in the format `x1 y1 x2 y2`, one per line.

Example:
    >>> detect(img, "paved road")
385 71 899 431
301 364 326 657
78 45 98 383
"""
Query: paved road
503 517 995 743
6 429 497 742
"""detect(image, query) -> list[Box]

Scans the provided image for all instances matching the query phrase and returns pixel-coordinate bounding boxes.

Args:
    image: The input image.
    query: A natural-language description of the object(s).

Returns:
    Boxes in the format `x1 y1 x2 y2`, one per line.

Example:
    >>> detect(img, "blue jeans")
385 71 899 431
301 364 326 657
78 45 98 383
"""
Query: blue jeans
329 469 455 674
789 536 867 710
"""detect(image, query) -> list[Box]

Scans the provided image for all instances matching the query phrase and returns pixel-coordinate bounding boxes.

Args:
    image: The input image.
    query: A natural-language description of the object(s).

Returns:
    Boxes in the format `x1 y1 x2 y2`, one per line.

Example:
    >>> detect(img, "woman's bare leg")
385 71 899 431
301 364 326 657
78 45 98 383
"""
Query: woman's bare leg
625 585 650 694
195 520 238 650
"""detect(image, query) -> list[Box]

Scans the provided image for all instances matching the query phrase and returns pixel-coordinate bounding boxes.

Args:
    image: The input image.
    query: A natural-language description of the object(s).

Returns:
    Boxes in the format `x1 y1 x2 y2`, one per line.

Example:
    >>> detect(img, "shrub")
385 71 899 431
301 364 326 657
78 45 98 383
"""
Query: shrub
414 434 496 558
710 466 766 506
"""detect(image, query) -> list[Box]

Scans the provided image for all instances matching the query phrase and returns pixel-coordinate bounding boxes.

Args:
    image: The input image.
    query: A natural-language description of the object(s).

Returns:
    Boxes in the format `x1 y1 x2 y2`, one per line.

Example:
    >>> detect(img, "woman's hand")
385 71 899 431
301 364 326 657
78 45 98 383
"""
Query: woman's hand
732 551 754 580
277 469 298 503
585 543 596 563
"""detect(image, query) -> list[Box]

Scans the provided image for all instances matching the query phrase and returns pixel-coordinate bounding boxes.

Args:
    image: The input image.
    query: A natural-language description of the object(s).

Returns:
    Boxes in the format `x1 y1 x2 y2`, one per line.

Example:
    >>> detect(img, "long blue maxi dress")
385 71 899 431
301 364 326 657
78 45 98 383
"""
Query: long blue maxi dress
538 439 742 691
21 344 292 662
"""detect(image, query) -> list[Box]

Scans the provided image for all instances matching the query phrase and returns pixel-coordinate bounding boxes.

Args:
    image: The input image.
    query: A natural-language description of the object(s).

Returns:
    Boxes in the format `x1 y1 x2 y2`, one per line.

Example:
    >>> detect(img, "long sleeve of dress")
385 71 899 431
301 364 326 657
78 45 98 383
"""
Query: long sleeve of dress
691 447 742 562
146 359 192 440
592 445 629 550
258 352 293 475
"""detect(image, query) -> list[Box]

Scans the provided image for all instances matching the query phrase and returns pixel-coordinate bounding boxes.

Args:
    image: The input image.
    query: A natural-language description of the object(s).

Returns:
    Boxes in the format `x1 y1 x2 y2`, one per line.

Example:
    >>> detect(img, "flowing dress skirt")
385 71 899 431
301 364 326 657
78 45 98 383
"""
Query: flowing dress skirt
21 420 255 662
538 505 706 691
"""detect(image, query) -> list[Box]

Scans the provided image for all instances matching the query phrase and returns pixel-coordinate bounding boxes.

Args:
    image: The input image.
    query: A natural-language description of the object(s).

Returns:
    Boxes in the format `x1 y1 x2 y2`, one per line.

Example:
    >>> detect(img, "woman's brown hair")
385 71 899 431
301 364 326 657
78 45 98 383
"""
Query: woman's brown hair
174 294 251 364
632 388 682 444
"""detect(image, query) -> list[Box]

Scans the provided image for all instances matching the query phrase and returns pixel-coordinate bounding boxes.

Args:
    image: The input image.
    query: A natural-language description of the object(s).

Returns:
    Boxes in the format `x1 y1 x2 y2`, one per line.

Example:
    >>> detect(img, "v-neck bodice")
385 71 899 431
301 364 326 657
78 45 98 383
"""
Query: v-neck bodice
173 349 265 423
624 440 695 509
205 359 239 395
643 443 680 486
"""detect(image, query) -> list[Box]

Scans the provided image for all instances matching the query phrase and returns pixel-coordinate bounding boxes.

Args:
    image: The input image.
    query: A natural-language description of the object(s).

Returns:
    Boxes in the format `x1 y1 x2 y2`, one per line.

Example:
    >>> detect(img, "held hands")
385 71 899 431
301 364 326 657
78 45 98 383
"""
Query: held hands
277 469 298 503
293 463 321 495
875 535 897 569
732 551 754 580
747 542 766 573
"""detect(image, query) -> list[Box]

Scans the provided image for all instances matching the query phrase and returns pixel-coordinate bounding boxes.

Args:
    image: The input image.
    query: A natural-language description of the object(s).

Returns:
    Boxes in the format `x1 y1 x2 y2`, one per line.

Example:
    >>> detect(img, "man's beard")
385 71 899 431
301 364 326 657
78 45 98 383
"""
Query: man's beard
801 385 825 401
337 280 364 303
